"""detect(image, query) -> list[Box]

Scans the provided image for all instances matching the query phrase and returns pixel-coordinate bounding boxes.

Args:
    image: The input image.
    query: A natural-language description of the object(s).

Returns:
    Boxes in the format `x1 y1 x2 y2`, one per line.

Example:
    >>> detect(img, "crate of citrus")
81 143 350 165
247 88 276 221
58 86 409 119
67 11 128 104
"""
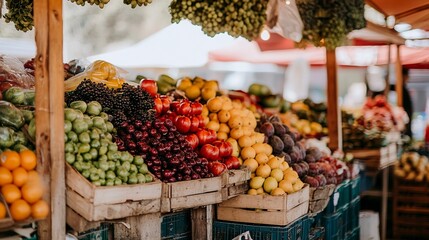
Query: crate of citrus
0 150 49 225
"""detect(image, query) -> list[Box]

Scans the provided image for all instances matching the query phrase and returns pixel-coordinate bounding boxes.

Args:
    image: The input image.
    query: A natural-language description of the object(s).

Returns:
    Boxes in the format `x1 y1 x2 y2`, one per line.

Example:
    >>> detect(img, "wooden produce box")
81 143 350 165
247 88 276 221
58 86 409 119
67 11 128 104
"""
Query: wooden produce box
347 143 397 170
221 168 251 200
0 195 14 230
308 184 336 216
66 164 162 221
217 185 310 226
161 176 223 213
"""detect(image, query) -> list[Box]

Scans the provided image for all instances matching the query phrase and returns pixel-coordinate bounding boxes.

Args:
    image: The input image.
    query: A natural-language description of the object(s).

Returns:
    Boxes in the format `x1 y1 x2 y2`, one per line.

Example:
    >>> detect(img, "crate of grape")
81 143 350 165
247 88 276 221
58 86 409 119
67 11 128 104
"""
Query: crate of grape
217 185 309 226
66 164 162 222
161 176 223 213
221 168 251 201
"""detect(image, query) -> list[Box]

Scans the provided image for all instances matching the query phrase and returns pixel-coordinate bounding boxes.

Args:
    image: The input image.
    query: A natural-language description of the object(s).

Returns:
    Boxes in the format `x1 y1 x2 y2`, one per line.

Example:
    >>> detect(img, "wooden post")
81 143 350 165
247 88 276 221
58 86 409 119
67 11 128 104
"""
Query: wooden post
34 0 65 239
113 213 161 239
192 205 213 240
326 48 342 151
384 44 392 96
395 45 403 107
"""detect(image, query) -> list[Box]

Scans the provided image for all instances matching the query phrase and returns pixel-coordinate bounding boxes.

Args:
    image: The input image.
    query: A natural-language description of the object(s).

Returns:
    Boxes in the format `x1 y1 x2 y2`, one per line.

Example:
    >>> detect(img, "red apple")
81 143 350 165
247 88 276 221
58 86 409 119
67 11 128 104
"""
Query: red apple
200 144 220 161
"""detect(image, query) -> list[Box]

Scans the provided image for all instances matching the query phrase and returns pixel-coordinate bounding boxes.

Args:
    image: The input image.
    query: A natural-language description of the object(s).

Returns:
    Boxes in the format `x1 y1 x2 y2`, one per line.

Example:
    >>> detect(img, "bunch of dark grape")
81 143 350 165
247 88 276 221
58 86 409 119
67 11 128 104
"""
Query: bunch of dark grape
123 0 153 8
3 0 33 32
68 0 110 8
65 80 155 127
169 0 269 40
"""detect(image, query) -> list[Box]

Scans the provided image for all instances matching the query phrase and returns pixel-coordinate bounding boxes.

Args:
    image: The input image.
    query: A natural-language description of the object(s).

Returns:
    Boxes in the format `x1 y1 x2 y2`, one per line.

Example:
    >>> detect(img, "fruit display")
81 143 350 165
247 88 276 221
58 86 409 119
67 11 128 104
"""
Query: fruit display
0 150 48 221
155 75 177 95
67 0 152 9
176 77 219 102
246 154 304 196
169 0 269 40
0 56 35 92
247 83 287 112
296 0 365 49
395 152 429 182
65 101 153 186
3 0 33 32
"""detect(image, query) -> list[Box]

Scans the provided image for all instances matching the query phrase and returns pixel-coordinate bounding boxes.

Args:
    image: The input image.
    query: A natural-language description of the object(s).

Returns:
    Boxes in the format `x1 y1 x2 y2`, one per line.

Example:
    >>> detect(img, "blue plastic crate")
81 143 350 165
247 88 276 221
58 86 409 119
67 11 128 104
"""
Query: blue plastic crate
346 227 360 240
309 227 325 240
77 224 109 240
347 197 360 232
165 233 191 240
161 211 191 239
325 180 351 214
350 177 361 199
213 216 308 240
322 212 340 240
337 205 349 239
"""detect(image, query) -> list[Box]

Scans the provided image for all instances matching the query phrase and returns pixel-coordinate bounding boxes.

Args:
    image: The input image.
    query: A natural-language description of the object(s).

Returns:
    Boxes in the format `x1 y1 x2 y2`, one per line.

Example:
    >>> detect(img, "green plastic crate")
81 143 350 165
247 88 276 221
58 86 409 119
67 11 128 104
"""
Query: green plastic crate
161 211 191 240
337 204 349 239
325 180 351 214
347 197 360 232
350 177 361 200
346 227 360 240
77 224 109 240
323 205 349 240
213 216 308 240
309 227 325 240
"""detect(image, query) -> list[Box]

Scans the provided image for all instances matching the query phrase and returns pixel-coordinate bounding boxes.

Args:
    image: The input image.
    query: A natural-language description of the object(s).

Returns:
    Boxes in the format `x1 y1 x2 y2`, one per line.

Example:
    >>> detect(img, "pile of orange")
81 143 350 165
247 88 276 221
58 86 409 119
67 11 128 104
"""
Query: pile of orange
0 150 48 221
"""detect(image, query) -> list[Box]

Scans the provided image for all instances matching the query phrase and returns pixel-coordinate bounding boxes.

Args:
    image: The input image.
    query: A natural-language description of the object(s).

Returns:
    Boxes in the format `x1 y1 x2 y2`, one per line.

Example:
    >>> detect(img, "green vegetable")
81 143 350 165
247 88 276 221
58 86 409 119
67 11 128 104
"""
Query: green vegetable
86 101 102 116
23 91 35 106
92 180 102 186
105 133 113 141
107 151 120 161
89 148 98 159
108 161 116 171
65 153 76 164
0 127 15 148
21 110 34 124
28 119 36 140
92 117 105 130
12 144 28 152
100 139 109 147
13 131 27 145
3 87 25 105
98 146 108 156
99 154 108 162
70 101 87 113
97 169 106 179
76 154 83 162
64 120 72 133
72 119 88 134
99 179 106 186
122 162 131 172
68 131 78 143
106 170 116 179
64 134 68 143
108 144 118 152
116 166 129 178
0 101 25 130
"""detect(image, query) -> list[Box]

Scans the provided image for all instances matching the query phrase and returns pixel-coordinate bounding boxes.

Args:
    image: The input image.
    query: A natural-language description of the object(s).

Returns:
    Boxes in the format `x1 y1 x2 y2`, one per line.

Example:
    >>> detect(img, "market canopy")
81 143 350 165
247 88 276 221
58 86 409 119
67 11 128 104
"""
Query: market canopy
87 20 238 69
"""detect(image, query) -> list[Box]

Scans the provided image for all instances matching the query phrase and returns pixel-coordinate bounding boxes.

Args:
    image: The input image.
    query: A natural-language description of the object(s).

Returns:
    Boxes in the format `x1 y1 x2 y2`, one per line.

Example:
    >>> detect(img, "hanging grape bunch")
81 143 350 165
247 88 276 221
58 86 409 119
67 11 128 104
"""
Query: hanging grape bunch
123 0 153 8
169 0 269 40
296 0 366 49
3 0 33 32
67 0 110 8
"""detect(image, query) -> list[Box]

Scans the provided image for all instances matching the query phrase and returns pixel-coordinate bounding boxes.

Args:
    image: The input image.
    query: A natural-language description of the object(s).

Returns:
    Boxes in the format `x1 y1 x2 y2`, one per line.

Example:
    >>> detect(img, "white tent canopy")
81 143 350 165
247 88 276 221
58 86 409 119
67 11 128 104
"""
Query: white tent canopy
87 20 239 69
0 38 35 59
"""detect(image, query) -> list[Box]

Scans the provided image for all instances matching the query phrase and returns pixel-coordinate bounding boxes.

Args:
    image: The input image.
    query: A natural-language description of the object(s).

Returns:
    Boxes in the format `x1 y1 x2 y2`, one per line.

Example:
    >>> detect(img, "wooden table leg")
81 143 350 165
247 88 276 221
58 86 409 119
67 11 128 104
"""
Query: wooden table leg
192 205 213 240
381 167 389 240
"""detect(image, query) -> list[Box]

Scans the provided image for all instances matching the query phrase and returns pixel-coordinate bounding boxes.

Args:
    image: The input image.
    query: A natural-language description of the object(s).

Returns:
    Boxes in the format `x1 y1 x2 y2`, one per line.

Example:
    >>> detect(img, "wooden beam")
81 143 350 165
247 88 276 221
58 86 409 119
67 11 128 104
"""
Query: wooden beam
326 49 342 151
366 22 405 45
34 0 65 239
396 4 429 19
395 45 403 107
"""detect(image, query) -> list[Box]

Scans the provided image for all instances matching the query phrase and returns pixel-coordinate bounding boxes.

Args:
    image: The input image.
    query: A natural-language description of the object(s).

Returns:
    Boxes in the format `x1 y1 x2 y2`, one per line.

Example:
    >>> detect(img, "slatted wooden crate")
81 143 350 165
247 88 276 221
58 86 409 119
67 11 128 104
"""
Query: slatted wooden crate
217 185 309 226
346 143 397 170
308 184 336 215
161 176 223 213
393 178 429 240
221 168 251 200
66 164 162 221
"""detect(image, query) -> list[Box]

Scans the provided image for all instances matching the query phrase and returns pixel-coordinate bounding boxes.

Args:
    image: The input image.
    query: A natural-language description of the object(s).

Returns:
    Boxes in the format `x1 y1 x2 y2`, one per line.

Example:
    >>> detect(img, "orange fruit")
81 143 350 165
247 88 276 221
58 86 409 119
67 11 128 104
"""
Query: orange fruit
2 184 21 204
27 170 41 185
31 200 49 220
0 167 13 186
19 150 37 171
0 151 20 171
12 167 28 187
21 183 43 204
0 202 6 219
10 199 31 221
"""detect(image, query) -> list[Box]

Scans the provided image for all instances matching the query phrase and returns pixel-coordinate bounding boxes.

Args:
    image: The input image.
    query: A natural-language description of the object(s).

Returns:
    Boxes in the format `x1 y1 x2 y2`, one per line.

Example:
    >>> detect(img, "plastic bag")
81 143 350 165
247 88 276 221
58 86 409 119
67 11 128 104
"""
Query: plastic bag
64 60 127 91
0 55 35 92
0 127 15 149
0 100 25 130
232 231 253 240
266 0 304 42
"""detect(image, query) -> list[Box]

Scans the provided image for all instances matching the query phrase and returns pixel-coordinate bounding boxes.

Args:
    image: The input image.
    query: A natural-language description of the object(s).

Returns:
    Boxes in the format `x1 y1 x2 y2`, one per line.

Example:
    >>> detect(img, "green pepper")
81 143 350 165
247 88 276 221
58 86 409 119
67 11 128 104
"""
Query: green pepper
79 132 91 144
76 154 83 162
106 133 113 141
92 161 100 169
90 173 100 182
100 112 109 121
116 166 129 178
99 178 106 186
106 122 114 133
81 162 91 170
97 169 106 179
64 120 72 133
108 161 116 171
100 139 109 147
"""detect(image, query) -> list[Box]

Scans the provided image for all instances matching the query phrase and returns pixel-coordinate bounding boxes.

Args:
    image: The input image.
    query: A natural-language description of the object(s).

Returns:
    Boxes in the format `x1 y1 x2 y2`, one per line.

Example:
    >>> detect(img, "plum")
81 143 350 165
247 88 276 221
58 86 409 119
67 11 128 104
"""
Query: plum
269 135 284 154
293 146 304 161
282 134 295 152
299 161 309 174
272 122 286 136
260 122 275 137
305 155 316 163
289 150 300 164
292 164 305 178
268 115 281 123
314 174 327 187
304 176 320 188
288 132 296 142
283 153 292 164
308 163 320 176
306 147 322 161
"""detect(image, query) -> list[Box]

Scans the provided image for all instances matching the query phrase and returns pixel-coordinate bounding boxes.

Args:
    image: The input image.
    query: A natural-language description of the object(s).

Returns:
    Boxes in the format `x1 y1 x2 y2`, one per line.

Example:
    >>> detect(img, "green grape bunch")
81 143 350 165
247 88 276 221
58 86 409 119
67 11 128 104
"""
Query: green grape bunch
169 0 269 40
123 0 153 9
68 0 111 9
3 0 34 32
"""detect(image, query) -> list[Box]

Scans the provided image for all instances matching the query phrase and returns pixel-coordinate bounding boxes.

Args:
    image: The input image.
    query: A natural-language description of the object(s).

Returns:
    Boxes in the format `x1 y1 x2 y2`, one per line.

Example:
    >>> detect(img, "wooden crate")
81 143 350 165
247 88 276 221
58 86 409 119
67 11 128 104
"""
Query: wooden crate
346 143 397 170
66 207 102 233
221 168 251 200
308 184 336 215
217 185 310 226
66 164 162 221
161 176 223 213
0 195 14 230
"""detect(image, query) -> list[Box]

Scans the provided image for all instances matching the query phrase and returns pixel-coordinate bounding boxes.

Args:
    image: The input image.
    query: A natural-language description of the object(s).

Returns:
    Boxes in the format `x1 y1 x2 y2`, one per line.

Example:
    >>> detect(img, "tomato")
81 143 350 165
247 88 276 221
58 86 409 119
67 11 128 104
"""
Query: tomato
185 134 199 149
191 102 203 115
154 97 163 114
189 116 200 133
197 115 205 128
160 96 171 113
224 156 240 169
200 144 220 161
213 140 233 157
175 116 191 133
196 129 217 146
178 101 192 115
140 79 158 97
207 129 217 143
170 101 181 112
209 161 227 176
